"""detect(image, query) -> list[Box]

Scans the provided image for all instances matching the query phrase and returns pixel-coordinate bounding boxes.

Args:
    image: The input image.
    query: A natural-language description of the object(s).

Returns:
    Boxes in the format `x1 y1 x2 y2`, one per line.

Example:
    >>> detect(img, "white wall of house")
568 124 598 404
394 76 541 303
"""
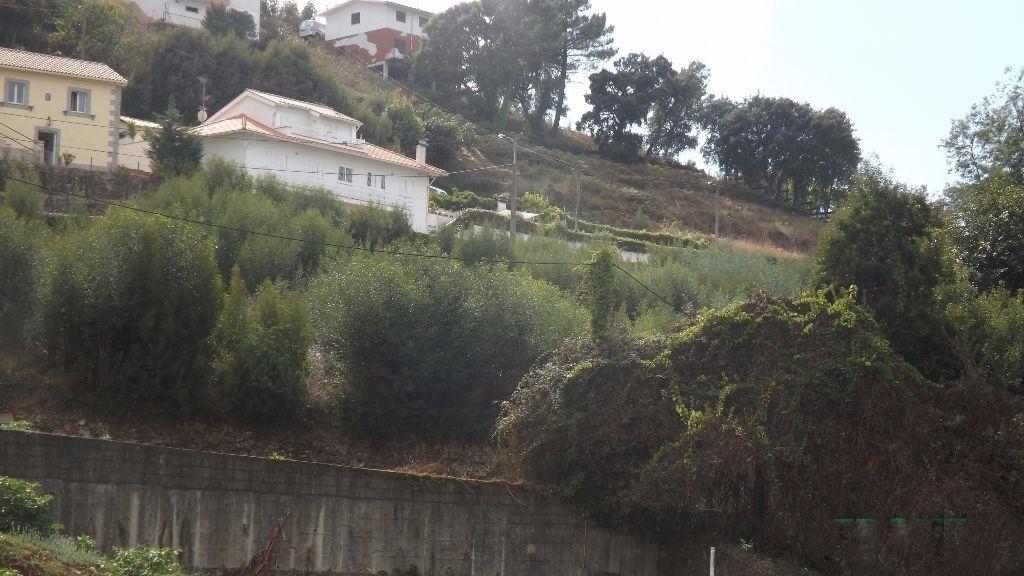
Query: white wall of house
201 135 431 232
324 1 430 42
130 0 260 35
212 97 361 144
117 133 152 172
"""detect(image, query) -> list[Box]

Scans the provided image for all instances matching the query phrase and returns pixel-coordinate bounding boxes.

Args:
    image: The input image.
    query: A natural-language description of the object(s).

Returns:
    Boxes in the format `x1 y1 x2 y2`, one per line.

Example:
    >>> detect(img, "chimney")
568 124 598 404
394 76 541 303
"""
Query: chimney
415 139 428 165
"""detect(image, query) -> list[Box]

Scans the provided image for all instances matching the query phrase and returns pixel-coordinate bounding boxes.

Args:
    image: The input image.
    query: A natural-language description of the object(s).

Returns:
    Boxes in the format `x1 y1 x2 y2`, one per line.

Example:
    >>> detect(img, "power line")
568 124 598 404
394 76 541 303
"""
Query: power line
0 173 681 309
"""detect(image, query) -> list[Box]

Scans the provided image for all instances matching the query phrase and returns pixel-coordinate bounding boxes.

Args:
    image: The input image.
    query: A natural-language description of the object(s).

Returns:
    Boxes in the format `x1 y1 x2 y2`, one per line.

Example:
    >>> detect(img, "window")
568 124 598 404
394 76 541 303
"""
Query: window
338 166 353 183
351 12 360 25
394 38 406 54
68 89 89 114
419 16 428 27
5 80 27 106
380 175 386 189
185 5 199 13
395 10 406 22
367 172 373 186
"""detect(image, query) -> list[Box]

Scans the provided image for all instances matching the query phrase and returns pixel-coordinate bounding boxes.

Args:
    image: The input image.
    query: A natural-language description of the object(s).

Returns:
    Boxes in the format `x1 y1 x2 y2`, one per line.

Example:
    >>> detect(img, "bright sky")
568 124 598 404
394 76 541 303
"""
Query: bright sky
317 0 1024 193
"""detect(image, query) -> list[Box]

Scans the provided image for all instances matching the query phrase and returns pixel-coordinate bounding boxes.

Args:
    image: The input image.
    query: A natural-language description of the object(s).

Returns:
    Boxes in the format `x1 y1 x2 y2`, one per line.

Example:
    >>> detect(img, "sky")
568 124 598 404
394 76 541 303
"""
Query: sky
316 0 1024 193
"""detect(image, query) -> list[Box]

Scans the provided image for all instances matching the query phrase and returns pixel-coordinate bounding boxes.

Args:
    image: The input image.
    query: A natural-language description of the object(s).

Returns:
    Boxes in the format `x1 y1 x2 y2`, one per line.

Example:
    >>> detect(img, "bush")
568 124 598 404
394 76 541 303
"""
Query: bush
430 187 497 212
309 253 585 438
452 226 512 262
0 209 46 348
345 204 413 250
0 477 54 534
40 210 221 408
945 177 1024 293
942 281 1024 394
213 269 312 421
106 546 183 576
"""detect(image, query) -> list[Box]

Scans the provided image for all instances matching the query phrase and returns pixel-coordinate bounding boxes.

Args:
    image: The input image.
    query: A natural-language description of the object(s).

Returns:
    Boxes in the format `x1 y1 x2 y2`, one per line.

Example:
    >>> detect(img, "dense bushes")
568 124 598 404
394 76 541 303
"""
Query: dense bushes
0 209 45 348
430 188 498 212
212 269 312 421
40 209 221 407
498 290 1024 575
0 477 54 535
309 253 585 438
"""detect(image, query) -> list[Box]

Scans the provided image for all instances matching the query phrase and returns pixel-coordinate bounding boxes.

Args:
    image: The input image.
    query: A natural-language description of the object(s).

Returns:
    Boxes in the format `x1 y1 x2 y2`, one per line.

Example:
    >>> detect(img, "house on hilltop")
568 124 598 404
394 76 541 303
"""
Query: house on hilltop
0 47 126 170
129 0 261 36
194 88 446 232
321 0 433 80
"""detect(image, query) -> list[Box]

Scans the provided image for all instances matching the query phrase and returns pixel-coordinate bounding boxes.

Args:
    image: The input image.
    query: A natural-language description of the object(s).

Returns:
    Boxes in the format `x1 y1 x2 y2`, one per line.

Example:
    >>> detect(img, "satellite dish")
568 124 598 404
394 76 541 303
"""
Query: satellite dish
197 107 208 123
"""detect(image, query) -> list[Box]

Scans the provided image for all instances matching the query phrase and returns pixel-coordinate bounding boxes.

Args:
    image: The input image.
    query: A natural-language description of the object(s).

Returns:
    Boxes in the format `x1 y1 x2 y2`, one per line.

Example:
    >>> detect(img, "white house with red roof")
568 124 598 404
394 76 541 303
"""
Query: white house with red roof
193 89 445 232
321 0 434 79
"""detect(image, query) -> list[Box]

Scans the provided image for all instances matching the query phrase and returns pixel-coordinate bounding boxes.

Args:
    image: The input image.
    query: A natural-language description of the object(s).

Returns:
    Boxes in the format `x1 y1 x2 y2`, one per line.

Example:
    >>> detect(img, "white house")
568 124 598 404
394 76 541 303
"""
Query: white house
118 116 161 173
129 0 261 36
320 0 433 79
194 89 446 232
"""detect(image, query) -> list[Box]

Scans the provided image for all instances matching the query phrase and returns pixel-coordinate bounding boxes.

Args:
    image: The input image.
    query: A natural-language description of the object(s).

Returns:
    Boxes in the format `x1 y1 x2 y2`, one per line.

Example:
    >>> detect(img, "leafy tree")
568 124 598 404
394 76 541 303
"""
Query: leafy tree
345 204 413 250
259 0 303 44
942 67 1024 185
645 61 709 159
252 40 350 113
0 477 54 534
415 104 475 167
51 0 135 64
386 97 425 157
144 102 204 179
0 208 46 348
945 177 1024 292
583 246 620 340
213 269 311 421
813 163 953 379
203 4 256 39
40 209 221 408
702 95 860 212
548 0 616 134
0 0 60 51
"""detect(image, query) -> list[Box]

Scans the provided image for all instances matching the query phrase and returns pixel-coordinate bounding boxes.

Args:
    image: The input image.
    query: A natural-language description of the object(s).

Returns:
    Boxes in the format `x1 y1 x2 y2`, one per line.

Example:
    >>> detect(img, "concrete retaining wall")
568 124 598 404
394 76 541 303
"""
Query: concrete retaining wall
0 431 660 575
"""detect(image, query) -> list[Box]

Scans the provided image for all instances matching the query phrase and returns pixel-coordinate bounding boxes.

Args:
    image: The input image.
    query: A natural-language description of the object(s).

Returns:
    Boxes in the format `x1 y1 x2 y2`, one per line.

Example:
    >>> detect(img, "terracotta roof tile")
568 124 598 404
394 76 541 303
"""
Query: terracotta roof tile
0 47 127 85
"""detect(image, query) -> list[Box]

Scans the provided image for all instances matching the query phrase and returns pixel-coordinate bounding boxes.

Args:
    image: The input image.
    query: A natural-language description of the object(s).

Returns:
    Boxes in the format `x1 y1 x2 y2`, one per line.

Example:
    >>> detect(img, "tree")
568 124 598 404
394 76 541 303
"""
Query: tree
0 0 60 52
942 67 1024 185
51 0 135 64
813 162 954 379
945 176 1024 293
549 0 616 134
203 4 256 39
144 102 204 179
583 246 620 340
259 0 303 44
645 61 709 159
702 95 860 212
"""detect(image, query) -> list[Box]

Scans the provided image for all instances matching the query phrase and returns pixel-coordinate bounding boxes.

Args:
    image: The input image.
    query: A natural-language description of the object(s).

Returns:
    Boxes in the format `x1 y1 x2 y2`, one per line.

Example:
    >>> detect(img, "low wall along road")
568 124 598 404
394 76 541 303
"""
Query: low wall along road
0 431 661 575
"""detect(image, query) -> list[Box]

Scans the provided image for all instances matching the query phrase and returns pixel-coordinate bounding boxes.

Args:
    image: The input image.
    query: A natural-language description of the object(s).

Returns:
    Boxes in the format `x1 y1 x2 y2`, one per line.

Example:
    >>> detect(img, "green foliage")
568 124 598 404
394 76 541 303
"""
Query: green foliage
213 269 312 421
943 67 1024 184
0 568 17 576
452 226 512 262
386 97 425 157
945 177 1024 292
106 546 183 576
345 205 413 250
814 163 953 379
50 0 135 65
3 530 105 569
430 188 497 212
942 280 1024 394
0 477 54 535
309 252 585 438
144 102 205 179
2 175 44 220
203 4 256 39
0 421 33 432
0 0 60 52
415 105 476 167
0 208 46 348
39 210 221 408
583 247 619 339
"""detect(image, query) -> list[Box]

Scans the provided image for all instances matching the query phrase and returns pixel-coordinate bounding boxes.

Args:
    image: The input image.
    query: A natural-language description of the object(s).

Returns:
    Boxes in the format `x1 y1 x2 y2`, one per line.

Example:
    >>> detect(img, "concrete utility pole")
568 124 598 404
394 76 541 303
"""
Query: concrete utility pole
510 137 518 239
709 180 720 244
709 546 716 576
574 169 581 231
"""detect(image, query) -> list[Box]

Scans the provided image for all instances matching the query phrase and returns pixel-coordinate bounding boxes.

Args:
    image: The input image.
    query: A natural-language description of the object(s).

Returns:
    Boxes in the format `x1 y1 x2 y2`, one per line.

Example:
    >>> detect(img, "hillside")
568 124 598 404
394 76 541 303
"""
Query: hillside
318 51 823 255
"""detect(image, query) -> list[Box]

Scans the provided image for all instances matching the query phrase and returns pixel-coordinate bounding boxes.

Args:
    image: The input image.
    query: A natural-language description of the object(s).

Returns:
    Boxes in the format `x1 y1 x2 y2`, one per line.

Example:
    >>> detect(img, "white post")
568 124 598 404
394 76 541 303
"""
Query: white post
710 546 716 576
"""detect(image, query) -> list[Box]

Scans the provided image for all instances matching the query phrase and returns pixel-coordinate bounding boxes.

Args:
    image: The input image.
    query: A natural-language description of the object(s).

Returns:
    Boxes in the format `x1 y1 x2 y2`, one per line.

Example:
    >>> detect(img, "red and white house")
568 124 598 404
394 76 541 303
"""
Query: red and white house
320 0 433 79
194 89 446 232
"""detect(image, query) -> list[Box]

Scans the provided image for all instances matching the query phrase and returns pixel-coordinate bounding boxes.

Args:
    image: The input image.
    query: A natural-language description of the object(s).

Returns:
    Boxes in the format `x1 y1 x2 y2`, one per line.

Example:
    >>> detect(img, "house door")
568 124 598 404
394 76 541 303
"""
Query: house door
37 130 58 165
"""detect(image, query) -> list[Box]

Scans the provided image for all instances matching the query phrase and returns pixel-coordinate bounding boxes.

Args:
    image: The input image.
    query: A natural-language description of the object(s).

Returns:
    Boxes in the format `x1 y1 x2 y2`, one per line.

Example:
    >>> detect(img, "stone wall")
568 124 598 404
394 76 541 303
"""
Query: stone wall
0 431 660 575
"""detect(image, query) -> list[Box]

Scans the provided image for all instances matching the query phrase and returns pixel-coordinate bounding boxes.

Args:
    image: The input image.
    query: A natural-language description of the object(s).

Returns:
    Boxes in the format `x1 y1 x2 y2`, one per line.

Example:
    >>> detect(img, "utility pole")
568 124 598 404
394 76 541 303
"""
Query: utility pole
709 547 716 576
709 180 720 244
574 169 581 232
509 137 518 239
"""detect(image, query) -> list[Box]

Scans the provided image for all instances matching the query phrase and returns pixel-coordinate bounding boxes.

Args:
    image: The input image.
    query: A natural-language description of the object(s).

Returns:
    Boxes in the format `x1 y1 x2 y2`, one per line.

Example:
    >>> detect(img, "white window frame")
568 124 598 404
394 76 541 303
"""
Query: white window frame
338 166 353 183
395 10 406 22
67 88 91 115
4 79 29 107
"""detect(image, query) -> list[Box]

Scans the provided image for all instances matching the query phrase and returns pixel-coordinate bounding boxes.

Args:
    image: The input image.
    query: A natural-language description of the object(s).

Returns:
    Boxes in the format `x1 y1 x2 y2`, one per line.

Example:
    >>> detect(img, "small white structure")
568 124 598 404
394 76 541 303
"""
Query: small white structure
129 0 261 36
299 19 326 39
195 89 446 232
321 0 433 78
117 116 161 173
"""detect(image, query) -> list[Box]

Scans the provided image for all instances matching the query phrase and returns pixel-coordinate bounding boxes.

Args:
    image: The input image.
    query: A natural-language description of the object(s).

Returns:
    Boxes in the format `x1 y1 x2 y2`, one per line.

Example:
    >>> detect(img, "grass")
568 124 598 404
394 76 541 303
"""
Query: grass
0 532 103 576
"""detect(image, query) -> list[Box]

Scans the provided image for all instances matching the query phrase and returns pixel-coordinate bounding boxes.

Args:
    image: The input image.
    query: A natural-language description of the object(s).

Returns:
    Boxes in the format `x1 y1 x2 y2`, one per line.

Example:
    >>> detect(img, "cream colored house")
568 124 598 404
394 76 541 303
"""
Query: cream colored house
0 47 127 171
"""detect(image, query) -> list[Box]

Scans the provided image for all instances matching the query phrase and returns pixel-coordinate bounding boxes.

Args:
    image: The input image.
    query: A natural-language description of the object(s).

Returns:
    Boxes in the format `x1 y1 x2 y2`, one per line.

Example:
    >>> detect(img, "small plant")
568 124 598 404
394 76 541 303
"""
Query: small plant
0 421 32 432
106 546 183 576
0 476 54 534
0 568 20 576
266 451 288 461
75 534 96 552
60 152 75 167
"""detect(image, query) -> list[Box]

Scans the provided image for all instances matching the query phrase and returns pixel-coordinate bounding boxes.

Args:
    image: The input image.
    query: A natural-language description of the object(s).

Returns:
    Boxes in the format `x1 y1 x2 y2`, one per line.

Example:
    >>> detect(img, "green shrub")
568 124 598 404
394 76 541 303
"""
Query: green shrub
1 179 44 221
0 477 54 534
345 204 413 249
942 281 1024 394
309 253 585 438
0 208 46 348
213 269 312 421
0 568 18 576
39 210 221 408
106 546 183 576
452 226 512 262
430 187 497 212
